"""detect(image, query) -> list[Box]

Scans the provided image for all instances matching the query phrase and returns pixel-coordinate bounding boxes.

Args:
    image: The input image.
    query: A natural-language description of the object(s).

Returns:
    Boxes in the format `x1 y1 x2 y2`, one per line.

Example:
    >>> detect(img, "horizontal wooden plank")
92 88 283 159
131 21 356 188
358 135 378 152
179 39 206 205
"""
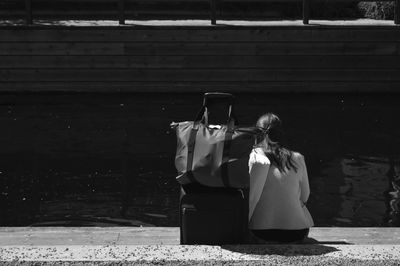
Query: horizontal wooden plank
12 0 394 2
1 81 400 93
0 10 215 16
2 69 400 81
0 55 182 68
1 55 399 69
0 42 124 55
122 42 400 55
0 29 399 42
0 42 398 55
0 54 398 69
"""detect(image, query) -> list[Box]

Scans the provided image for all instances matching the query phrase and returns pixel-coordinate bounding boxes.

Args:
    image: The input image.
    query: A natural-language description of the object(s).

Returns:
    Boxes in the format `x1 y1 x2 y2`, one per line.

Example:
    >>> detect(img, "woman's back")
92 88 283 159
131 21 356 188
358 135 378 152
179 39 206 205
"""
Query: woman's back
249 150 314 230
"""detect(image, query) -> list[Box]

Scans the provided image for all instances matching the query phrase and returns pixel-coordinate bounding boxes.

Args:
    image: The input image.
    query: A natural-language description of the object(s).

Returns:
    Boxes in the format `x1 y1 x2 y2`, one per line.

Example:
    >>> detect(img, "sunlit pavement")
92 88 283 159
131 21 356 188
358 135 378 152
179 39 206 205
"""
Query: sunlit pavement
0 227 400 265
1 19 398 27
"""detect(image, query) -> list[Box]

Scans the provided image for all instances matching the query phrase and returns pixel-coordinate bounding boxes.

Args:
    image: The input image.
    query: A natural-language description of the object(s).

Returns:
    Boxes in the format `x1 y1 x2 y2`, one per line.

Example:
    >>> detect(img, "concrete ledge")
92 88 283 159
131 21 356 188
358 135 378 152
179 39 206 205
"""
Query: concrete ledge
1 227 400 245
1 227 400 265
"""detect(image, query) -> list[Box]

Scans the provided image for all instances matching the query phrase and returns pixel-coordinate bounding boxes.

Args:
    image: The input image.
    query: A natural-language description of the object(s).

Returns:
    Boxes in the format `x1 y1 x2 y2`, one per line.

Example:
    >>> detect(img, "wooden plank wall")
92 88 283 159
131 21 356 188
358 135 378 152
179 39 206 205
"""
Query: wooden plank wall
0 26 400 93
0 0 298 20
0 0 390 21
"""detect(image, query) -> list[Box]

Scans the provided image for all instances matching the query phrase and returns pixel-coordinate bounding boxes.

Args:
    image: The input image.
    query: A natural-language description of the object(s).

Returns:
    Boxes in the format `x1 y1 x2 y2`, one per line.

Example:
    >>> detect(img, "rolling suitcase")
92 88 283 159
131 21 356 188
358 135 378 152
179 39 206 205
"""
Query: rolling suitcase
174 93 252 245
180 184 248 245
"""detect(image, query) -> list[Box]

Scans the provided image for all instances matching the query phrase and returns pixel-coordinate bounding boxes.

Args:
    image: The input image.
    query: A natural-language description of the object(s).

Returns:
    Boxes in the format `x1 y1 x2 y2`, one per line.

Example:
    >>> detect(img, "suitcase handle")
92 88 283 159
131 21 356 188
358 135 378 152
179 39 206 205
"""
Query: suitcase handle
203 92 234 107
194 92 237 130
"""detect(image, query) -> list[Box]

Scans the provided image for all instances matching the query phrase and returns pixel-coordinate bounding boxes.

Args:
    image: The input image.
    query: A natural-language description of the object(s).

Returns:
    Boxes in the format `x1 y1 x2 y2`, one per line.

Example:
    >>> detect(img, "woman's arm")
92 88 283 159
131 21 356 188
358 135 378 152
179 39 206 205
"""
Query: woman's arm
248 149 270 220
299 155 310 204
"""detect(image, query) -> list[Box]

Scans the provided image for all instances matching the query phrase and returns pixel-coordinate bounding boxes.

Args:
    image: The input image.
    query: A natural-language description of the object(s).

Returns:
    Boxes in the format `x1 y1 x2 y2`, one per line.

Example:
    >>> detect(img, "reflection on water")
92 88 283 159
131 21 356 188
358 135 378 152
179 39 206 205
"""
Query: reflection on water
0 93 399 227
310 156 400 226
386 158 400 226
4 155 398 227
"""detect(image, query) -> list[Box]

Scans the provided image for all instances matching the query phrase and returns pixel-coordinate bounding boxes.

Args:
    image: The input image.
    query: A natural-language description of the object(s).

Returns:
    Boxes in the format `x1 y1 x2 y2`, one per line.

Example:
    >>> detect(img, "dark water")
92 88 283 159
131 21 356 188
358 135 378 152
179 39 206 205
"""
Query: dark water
0 93 399 227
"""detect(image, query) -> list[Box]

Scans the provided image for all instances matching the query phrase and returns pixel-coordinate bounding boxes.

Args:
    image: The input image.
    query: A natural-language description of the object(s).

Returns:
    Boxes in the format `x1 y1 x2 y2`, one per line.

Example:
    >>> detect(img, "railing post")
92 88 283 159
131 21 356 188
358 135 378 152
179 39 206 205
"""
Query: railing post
395 0 400 25
118 0 125 25
25 0 33 25
302 0 310 25
210 0 217 25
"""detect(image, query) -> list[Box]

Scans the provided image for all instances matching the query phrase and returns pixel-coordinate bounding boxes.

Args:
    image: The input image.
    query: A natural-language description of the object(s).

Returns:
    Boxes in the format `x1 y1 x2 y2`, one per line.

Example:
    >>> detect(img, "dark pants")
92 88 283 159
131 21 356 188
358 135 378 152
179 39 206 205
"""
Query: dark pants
252 228 309 243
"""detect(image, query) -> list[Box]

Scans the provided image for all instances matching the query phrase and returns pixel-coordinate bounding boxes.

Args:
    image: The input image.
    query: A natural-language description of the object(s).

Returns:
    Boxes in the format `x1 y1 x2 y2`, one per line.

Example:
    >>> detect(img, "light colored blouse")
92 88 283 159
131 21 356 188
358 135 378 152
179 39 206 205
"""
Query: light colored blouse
248 148 314 230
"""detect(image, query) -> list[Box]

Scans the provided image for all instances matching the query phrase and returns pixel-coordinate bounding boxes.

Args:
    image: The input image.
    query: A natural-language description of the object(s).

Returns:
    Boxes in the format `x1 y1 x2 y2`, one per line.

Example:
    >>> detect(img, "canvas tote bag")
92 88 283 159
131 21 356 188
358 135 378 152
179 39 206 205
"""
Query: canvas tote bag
171 93 261 188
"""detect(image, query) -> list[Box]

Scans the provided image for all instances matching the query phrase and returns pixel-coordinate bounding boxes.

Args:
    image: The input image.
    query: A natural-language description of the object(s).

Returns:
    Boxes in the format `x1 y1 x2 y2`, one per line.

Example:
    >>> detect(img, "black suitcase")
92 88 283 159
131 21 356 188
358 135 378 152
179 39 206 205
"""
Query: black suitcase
180 183 248 245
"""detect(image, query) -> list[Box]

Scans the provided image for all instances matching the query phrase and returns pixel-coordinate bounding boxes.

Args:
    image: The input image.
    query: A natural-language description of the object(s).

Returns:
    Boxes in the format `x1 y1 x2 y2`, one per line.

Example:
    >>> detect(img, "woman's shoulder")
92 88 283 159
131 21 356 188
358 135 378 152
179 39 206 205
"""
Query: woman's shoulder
291 151 306 167
291 151 304 160
249 148 271 165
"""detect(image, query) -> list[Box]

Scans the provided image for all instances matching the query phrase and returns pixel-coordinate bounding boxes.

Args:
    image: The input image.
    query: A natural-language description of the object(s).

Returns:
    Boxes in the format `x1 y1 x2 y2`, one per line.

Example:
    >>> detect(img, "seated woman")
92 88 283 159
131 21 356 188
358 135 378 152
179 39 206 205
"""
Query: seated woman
248 113 314 243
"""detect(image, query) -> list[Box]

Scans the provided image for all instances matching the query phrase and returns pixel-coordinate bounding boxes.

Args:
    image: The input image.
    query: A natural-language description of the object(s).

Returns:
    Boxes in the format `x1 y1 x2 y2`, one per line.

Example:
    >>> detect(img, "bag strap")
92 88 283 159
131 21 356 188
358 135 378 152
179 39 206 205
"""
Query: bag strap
185 127 199 184
221 129 233 187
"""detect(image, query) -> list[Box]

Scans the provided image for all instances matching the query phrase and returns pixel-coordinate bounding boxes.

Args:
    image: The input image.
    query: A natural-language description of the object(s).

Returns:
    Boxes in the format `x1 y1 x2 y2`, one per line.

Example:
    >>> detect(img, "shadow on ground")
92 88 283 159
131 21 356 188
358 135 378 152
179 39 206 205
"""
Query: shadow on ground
222 238 343 256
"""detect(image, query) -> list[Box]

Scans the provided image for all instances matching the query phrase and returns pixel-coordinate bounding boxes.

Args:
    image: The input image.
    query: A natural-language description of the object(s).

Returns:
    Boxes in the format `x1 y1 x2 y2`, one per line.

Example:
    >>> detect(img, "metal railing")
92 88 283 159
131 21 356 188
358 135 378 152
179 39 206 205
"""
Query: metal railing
23 0 400 25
